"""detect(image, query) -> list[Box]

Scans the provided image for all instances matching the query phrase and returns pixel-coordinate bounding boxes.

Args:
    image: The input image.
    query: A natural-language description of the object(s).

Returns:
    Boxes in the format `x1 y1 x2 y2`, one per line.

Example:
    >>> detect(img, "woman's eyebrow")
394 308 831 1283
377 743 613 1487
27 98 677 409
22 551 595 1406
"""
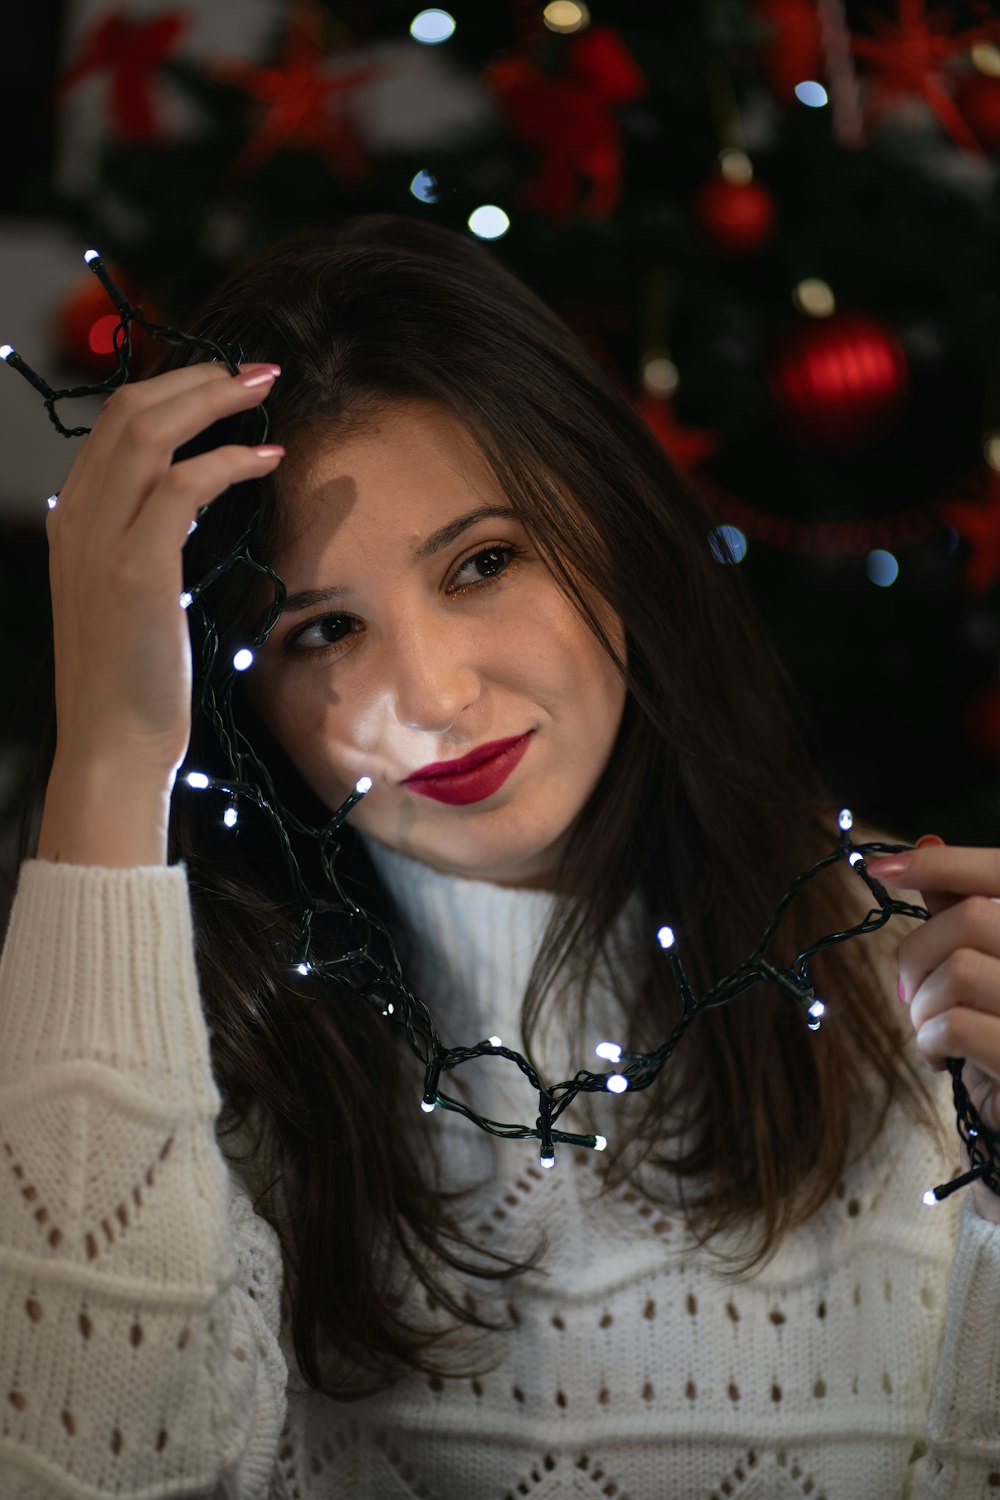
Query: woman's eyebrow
278 583 350 616
277 505 519 615
413 504 519 560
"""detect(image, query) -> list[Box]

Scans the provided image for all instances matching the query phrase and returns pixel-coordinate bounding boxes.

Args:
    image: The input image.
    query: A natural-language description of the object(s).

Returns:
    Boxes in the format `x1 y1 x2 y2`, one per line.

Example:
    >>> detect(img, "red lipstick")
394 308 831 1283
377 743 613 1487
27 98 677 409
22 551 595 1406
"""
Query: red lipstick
403 733 533 806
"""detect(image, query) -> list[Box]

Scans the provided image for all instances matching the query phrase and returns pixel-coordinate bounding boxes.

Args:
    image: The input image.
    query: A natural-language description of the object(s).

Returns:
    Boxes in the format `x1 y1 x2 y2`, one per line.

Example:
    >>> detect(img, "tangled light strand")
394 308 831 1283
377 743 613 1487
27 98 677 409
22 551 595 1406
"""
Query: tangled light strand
6 249 999 1208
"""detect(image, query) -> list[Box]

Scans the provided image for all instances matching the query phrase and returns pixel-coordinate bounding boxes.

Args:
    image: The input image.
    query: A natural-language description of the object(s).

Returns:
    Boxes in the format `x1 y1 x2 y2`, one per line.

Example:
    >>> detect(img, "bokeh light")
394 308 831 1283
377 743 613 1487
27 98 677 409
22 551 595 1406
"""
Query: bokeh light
543 1 590 32
866 549 900 588
709 525 749 565
467 205 510 239
793 279 836 318
409 169 440 203
410 9 455 44
794 81 828 107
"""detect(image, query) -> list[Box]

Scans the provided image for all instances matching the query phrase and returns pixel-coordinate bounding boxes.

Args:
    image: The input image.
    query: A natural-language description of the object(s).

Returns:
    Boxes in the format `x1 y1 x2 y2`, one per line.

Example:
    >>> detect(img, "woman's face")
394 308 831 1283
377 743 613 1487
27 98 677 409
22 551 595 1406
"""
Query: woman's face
246 399 627 889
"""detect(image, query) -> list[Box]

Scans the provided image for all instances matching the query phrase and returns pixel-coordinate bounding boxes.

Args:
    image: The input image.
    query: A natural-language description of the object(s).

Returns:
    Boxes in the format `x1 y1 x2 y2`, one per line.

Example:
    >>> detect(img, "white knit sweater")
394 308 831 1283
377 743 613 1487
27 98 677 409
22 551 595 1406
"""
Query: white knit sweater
0 845 998 1500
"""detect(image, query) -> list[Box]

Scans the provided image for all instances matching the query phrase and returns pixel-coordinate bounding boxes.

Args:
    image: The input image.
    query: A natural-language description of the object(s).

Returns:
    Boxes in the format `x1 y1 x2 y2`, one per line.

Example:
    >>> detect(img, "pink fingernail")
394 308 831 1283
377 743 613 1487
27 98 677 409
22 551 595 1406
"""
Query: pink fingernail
866 857 910 878
897 977 907 1004
239 367 281 387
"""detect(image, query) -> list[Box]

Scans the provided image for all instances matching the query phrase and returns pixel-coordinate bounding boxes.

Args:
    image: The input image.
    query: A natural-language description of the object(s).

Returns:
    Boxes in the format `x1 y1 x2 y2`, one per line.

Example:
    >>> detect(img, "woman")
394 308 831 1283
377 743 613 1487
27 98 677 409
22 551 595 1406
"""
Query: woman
1 214 998 1499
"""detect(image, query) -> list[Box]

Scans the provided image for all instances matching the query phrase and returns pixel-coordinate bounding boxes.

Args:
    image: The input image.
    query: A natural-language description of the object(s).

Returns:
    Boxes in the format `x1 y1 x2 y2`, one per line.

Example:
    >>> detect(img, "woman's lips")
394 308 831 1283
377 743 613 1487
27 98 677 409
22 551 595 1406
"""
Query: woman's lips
403 732 533 806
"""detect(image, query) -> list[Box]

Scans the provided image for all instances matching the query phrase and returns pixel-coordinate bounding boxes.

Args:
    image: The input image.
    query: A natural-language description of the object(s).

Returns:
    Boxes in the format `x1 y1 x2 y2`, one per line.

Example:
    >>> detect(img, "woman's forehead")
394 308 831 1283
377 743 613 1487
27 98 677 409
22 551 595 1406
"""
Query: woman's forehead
272 402 506 550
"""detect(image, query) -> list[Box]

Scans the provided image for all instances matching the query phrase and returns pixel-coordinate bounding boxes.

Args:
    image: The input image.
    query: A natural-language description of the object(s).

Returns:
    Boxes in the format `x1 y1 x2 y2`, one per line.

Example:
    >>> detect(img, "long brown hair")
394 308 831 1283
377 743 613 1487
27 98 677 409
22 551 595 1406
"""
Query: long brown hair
26 214 951 1400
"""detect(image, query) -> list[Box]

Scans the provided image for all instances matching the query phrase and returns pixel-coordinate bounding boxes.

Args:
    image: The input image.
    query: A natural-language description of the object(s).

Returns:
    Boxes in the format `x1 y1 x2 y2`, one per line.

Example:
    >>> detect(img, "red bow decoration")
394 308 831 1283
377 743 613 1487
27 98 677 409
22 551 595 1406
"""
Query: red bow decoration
484 26 647 219
54 7 189 140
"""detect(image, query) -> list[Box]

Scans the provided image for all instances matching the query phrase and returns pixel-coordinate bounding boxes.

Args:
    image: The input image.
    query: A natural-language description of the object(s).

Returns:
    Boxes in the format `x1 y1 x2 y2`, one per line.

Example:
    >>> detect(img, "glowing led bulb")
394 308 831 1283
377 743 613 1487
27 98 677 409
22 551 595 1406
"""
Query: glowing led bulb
849 852 864 867
540 1150 556 1168
355 776 373 794
593 1135 607 1151
223 806 238 828
179 591 193 610
84 250 100 263
922 1189 940 1206
296 962 310 976
657 926 675 950
595 1041 621 1063
488 1035 502 1048
233 648 254 672
421 1099 436 1113
186 771 210 789
839 808 853 831
808 1000 825 1019
0 345 13 360
46 494 58 510
606 1074 629 1094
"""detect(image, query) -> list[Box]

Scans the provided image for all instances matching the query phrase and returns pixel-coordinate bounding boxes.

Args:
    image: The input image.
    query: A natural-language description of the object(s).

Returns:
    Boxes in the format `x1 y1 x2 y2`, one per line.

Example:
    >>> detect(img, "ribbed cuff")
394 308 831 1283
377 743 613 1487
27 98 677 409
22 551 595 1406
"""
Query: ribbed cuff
0 860 221 1114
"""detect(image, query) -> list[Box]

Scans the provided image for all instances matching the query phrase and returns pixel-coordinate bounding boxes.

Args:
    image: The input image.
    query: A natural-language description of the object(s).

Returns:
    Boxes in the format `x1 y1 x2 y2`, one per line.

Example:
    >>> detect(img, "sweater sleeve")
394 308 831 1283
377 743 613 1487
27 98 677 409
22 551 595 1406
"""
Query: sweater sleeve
0 860 288 1499
914 1191 1000 1498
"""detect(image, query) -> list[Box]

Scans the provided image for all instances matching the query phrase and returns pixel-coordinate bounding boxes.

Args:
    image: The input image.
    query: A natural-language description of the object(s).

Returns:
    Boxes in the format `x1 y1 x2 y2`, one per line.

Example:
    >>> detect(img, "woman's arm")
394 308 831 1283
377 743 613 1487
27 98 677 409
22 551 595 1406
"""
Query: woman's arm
0 860 288 1497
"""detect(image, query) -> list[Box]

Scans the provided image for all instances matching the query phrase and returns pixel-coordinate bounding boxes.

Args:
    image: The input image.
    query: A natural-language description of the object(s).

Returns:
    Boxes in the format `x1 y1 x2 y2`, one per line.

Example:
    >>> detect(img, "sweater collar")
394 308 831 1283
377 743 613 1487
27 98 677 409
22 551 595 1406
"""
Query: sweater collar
358 834 649 1070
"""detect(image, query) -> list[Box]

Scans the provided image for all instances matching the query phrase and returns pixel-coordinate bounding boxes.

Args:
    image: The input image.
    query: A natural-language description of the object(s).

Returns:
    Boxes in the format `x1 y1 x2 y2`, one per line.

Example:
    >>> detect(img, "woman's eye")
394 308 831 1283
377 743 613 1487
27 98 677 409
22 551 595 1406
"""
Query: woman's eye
287 614 356 653
452 545 518 589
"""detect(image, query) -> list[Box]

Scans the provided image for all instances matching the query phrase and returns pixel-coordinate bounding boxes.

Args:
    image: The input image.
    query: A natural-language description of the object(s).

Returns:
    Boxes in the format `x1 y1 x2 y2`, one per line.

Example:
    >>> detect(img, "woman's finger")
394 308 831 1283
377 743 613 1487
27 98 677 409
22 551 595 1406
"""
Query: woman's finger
89 358 269 414
868 841 1000 899
56 364 280 538
914 1005 1000 1096
907 943 1000 1036
898 895 1000 1009
130 442 286 555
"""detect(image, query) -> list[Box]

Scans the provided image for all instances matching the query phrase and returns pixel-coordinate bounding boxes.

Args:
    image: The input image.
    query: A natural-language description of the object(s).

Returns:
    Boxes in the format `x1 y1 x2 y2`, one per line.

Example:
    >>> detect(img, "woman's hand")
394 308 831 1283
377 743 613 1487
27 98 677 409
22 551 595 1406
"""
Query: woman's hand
867 835 1000 1225
37 361 285 866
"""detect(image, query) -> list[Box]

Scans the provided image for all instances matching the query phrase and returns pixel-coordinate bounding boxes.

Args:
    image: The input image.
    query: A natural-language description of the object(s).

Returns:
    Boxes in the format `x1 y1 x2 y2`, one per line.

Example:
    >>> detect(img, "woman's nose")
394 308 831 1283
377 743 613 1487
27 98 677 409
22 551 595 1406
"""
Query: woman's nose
388 619 481 734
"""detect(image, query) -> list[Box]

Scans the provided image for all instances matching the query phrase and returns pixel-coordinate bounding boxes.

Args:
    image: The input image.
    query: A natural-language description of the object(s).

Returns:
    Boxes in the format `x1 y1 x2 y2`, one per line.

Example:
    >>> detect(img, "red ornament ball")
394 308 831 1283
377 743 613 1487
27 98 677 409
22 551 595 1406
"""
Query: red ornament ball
955 72 1000 152
694 176 776 255
53 268 159 378
768 313 909 449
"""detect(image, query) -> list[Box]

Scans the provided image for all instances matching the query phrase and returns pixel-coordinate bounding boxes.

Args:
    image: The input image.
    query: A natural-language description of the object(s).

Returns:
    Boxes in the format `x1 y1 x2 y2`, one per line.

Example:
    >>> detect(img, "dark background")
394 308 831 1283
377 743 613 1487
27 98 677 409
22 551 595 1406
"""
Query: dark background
5 0 1000 912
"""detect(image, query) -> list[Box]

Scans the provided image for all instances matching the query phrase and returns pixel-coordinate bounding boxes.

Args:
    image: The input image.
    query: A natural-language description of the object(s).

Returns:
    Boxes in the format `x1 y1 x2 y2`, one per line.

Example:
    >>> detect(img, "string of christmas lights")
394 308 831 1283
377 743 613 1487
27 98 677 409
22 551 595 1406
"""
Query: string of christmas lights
5 248 998 1207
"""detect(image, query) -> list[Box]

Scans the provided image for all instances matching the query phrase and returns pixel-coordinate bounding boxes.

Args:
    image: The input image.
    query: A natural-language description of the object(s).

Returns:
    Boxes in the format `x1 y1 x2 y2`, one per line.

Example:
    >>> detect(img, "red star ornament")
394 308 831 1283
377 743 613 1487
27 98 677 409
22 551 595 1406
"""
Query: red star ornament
210 0 388 181
635 393 718 473
851 0 1000 152
54 7 189 140
942 467 1000 596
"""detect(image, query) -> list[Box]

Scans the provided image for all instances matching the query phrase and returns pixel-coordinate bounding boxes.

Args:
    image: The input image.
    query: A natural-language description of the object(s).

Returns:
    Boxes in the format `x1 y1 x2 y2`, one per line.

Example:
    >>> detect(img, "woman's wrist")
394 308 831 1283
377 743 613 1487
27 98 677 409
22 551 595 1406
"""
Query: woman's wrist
36 756 173 868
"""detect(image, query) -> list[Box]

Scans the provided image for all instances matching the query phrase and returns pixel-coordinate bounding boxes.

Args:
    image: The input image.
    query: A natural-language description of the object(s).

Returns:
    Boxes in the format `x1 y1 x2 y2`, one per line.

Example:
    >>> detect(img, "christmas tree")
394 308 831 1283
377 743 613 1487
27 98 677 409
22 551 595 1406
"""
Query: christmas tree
7 0 1000 861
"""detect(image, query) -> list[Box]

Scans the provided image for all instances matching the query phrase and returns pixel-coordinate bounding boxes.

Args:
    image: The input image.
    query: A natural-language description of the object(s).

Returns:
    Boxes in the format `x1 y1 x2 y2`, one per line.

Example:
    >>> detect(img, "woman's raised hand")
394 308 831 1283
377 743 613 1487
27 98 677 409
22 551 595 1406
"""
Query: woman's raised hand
867 835 1000 1225
36 362 285 867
